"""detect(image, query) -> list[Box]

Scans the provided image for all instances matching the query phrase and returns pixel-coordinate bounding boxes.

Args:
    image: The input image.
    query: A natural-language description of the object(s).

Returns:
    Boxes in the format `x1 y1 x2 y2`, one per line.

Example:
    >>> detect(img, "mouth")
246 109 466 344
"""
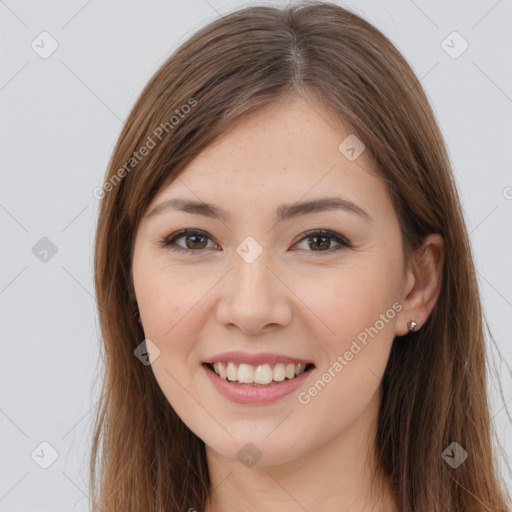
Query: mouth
202 361 315 386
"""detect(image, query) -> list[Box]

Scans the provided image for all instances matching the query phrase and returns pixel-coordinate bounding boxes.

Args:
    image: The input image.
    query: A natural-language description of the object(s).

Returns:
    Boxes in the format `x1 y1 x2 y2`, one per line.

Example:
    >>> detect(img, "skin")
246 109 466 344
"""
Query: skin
131 94 445 512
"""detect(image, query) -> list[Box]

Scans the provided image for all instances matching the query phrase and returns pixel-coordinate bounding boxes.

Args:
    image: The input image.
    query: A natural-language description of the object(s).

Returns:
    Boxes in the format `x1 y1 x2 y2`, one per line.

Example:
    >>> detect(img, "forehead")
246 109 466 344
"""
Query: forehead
149 96 392 223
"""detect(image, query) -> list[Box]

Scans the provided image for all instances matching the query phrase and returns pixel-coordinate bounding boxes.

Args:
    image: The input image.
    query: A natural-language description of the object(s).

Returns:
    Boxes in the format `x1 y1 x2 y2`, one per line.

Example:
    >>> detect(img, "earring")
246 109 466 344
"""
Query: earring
407 320 418 332
135 309 142 325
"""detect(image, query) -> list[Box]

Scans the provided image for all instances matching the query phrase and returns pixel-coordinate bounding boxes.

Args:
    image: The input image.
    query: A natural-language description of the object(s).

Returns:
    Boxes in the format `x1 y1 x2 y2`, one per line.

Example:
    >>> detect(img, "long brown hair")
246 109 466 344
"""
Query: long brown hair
91 2 511 510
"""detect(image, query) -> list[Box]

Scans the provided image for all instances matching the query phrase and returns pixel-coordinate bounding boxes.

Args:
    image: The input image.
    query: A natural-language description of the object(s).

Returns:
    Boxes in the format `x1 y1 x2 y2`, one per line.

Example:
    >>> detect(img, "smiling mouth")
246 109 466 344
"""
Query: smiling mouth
203 361 315 386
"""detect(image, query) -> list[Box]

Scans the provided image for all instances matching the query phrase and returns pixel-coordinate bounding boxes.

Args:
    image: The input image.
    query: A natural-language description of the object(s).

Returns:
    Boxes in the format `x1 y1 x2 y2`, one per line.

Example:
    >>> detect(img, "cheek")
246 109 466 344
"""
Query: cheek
300 260 398 340
133 259 225 386
289 277 396 444
138 287 201 366
292 261 398 391
132 256 197 415
134 257 203 334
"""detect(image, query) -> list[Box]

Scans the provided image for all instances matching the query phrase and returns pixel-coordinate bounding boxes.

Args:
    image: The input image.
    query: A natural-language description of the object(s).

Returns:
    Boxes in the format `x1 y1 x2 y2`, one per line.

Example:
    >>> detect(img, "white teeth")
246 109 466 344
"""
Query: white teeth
254 364 273 384
210 361 310 384
237 363 254 383
226 361 238 381
285 363 295 379
218 362 227 379
273 363 286 382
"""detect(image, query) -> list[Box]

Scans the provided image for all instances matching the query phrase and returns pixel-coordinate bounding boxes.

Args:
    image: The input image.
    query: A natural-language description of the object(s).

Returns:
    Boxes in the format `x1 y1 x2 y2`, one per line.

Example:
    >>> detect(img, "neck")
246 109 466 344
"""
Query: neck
203 390 397 512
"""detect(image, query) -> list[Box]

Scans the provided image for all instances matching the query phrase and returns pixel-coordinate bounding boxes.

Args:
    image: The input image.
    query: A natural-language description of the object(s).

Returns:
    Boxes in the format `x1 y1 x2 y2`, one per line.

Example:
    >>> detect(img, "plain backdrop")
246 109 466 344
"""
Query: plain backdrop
1 0 511 510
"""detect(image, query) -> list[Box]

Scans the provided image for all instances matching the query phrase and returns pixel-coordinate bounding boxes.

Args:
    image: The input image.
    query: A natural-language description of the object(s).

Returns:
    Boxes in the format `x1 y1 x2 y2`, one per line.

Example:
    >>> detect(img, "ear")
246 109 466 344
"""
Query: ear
395 233 445 336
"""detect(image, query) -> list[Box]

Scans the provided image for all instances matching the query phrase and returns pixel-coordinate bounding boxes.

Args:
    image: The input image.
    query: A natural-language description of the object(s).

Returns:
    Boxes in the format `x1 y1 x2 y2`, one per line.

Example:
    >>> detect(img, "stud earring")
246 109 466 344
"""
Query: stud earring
135 309 142 325
407 320 418 332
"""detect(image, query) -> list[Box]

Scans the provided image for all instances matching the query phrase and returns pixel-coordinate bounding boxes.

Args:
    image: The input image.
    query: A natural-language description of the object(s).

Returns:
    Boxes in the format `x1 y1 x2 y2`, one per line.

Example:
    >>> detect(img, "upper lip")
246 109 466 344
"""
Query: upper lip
204 351 314 366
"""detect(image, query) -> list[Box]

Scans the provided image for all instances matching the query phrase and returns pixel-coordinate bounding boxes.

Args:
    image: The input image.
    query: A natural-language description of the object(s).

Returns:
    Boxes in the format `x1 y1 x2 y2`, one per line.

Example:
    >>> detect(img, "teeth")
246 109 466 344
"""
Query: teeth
226 361 238 382
211 361 309 384
254 364 273 385
285 363 295 379
238 363 254 383
218 362 227 380
273 363 286 382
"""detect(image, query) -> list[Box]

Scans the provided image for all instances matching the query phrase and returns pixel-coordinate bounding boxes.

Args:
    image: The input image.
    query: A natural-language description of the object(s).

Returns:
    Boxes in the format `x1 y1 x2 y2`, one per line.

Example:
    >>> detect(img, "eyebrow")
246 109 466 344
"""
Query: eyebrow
146 196 371 223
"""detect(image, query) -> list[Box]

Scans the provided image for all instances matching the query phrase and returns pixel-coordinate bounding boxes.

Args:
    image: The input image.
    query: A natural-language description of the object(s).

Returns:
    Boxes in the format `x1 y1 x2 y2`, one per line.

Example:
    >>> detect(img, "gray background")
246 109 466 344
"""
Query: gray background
1 0 511 510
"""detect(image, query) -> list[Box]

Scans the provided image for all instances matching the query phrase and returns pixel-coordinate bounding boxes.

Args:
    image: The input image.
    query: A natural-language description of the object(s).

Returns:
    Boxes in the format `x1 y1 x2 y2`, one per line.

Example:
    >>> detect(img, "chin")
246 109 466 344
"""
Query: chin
203 428 310 467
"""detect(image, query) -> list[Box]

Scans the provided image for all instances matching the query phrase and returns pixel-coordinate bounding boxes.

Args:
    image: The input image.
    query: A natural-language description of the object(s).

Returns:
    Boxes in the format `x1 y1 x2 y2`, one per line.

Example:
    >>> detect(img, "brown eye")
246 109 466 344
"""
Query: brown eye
183 233 208 249
293 230 351 253
160 228 351 255
160 229 217 254
308 234 331 251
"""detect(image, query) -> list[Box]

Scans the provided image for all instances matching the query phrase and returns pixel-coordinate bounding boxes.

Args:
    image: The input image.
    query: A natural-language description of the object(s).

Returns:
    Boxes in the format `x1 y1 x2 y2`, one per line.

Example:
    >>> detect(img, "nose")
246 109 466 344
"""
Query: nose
214 247 293 335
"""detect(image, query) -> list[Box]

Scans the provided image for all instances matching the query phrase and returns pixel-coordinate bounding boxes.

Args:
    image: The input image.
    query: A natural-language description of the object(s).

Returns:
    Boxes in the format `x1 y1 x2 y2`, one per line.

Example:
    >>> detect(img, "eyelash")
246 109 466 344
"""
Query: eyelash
158 228 352 255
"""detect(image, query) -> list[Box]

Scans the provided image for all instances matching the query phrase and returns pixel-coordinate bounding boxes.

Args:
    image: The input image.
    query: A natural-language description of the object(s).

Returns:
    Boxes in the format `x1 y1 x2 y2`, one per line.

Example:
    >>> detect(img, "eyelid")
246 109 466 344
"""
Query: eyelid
159 228 352 254
159 229 219 254
293 229 351 251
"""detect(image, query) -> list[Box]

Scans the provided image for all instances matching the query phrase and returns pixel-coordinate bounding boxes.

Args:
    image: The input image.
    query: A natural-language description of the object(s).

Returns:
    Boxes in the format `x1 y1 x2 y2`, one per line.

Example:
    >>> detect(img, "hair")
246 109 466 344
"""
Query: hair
90 1 511 510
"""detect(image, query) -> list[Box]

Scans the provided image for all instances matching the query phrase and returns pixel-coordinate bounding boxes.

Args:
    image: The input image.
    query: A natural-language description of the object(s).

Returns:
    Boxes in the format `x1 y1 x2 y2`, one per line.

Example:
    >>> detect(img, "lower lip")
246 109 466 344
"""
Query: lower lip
203 364 314 405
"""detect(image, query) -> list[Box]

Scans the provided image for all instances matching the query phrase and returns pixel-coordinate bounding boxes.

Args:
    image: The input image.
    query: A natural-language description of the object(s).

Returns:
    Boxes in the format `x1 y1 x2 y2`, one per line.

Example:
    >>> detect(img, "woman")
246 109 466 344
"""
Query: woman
90 2 511 511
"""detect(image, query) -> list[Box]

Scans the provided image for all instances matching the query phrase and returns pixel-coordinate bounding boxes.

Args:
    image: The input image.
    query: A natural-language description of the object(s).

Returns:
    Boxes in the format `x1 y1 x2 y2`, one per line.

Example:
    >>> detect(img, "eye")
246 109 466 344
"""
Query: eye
292 229 352 253
158 229 352 255
159 229 218 254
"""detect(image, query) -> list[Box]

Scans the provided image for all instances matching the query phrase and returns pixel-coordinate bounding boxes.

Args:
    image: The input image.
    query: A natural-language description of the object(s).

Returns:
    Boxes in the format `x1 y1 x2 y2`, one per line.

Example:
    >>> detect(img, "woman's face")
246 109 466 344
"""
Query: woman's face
132 95 409 465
